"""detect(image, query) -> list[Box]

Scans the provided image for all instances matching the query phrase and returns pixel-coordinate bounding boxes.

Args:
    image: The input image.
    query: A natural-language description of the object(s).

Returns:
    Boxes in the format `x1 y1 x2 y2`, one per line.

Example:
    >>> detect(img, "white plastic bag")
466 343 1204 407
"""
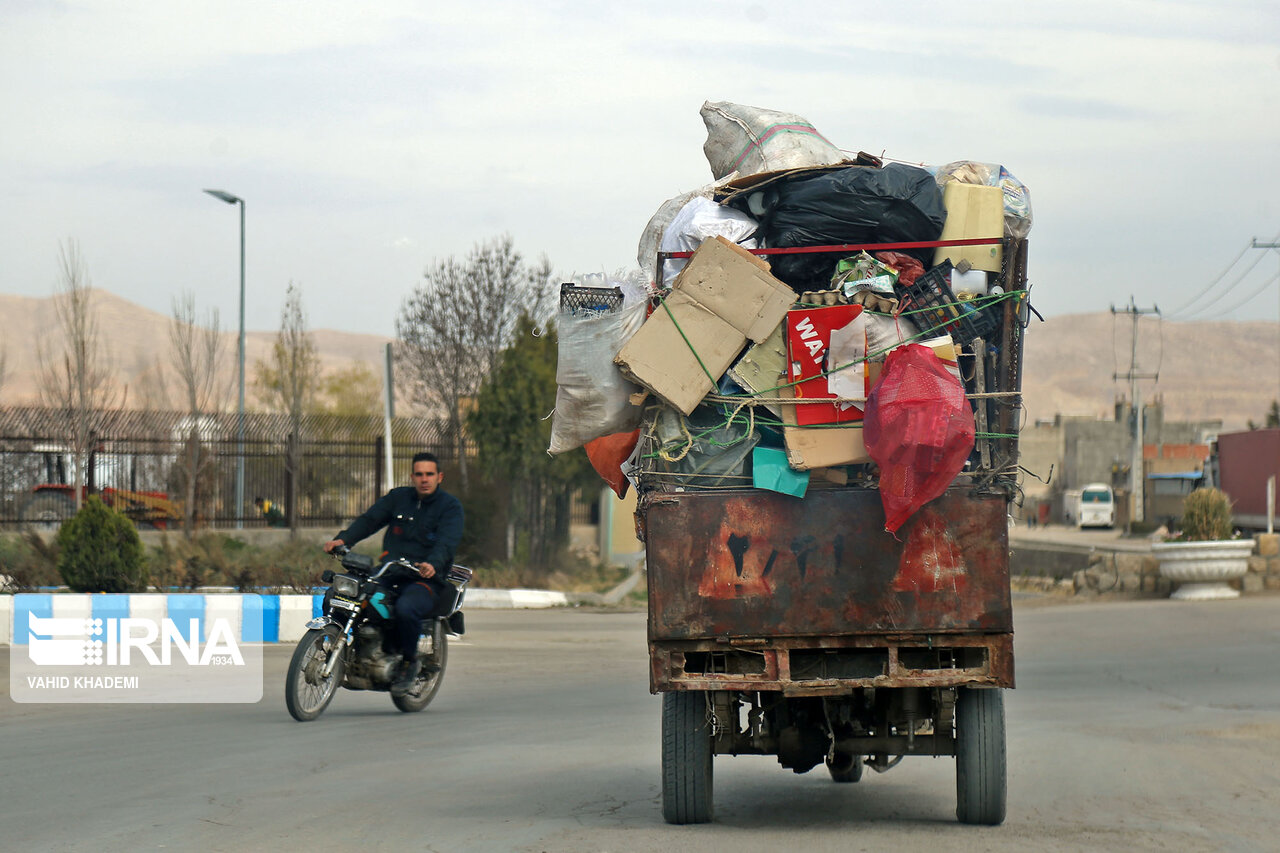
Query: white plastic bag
700 101 847 180
656 197 759 288
547 274 649 455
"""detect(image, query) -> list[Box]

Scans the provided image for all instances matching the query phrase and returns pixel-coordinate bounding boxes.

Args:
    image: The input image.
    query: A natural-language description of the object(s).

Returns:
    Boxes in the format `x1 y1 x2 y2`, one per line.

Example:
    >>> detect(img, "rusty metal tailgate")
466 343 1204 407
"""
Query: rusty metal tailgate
644 487 1012 641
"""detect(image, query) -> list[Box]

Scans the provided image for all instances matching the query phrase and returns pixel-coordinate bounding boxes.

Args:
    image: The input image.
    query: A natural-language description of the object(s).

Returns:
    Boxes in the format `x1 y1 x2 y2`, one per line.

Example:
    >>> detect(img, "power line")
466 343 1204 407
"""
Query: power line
1165 228 1280 319
1195 270 1280 321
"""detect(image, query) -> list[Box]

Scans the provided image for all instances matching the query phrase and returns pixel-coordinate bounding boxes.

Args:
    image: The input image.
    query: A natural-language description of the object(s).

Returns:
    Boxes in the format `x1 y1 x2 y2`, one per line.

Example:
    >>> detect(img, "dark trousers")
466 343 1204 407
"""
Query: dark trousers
390 579 440 660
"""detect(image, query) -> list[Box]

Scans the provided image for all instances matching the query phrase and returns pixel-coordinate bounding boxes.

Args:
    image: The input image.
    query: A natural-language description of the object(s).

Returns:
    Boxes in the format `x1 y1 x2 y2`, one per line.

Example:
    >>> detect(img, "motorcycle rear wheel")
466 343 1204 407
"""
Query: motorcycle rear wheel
285 626 346 722
392 632 448 713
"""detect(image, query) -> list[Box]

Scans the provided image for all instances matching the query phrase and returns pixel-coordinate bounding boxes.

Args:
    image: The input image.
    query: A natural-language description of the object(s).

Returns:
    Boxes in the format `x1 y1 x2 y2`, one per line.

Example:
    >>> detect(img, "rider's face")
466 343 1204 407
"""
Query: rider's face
411 461 441 497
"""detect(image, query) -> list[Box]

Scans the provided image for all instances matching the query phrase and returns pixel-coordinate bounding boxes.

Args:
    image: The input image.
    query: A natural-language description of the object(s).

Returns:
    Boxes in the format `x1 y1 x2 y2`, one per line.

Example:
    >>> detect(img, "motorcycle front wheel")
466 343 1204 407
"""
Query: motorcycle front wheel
285 625 346 722
392 631 448 713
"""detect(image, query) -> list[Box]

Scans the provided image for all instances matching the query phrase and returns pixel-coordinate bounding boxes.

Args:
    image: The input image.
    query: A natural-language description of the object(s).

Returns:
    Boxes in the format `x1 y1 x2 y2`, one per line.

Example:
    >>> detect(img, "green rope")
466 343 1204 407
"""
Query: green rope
659 297 718 386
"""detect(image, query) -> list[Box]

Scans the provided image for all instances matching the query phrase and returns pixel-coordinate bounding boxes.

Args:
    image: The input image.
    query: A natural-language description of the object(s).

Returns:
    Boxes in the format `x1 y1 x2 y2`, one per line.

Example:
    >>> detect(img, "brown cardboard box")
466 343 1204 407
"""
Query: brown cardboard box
779 383 871 469
615 236 795 415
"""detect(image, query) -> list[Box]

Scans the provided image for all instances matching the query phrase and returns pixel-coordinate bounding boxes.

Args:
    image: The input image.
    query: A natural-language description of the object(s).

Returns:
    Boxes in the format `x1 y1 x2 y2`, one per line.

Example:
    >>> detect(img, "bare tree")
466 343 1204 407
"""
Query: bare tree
396 235 554 490
168 292 228 536
35 240 125 511
256 282 320 533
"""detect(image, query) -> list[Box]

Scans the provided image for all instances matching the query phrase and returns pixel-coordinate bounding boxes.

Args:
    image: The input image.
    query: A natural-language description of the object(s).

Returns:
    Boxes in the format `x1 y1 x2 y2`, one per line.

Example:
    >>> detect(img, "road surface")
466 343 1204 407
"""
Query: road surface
3 598 1279 851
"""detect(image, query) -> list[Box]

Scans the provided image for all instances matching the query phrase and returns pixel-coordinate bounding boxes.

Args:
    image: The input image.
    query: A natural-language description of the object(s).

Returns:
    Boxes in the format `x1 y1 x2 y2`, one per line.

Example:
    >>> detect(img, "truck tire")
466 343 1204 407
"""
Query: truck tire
955 687 1006 825
661 690 713 824
20 492 76 531
826 751 863 783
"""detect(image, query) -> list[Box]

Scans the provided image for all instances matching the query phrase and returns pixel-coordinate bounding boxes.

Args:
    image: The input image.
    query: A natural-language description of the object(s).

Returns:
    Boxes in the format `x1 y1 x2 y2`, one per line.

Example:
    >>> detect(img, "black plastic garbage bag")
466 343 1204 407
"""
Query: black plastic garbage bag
738 163 946 291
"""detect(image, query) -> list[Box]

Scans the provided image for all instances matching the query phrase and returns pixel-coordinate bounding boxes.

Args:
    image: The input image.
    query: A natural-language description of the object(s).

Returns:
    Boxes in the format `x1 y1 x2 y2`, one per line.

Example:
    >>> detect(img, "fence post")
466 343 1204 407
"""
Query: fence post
286 431 298 531
374 434 384 500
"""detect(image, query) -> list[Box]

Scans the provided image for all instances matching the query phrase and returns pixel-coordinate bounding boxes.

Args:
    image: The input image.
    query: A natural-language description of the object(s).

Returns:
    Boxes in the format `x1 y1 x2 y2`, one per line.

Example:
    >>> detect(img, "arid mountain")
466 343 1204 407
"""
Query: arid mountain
1 291 1276 430
0 291 395 412
1020 312 1278 431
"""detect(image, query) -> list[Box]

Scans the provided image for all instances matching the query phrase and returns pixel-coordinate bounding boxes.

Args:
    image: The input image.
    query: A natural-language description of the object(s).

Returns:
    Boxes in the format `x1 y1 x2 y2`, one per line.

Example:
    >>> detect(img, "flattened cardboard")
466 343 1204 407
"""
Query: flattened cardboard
615 236 795 415
728 321 787 417
934 182 1003 272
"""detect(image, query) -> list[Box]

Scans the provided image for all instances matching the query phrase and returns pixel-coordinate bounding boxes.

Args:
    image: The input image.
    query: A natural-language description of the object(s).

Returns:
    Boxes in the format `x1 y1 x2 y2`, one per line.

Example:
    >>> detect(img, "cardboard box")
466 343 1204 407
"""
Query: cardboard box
779 335 959 471
785 304 865 425
933 182 1003 272
778 383 871 469
615 236 795 415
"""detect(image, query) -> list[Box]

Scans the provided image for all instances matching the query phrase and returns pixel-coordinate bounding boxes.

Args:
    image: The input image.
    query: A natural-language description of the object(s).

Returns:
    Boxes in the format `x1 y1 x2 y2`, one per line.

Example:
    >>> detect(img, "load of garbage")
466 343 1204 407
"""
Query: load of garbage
550 101 1033 535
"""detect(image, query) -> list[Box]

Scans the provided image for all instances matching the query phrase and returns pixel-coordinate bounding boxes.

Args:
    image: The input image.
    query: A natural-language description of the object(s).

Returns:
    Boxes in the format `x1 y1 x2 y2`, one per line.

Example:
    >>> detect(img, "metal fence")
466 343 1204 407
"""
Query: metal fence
0 407 466 529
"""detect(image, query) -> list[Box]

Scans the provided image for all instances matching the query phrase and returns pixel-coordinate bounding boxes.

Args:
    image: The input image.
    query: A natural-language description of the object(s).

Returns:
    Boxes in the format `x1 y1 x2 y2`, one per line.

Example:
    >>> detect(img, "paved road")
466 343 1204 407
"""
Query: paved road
3 598 1279 852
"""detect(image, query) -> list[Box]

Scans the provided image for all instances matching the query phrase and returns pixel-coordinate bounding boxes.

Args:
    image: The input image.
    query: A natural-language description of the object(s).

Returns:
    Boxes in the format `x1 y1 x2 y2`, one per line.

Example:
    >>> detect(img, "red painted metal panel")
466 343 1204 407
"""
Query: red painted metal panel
644 487 1011 641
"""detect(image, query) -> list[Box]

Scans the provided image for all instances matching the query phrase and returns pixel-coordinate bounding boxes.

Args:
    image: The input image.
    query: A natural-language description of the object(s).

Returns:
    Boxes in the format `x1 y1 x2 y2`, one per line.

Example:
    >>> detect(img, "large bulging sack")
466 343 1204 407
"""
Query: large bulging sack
700 101 847 180
864 343 975 535
547 277 648 455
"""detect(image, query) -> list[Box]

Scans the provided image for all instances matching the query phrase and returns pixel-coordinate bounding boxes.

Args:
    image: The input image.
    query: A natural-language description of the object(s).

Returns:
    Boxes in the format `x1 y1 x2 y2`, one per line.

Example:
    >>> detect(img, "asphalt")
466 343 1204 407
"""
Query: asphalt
1008 522 1155 553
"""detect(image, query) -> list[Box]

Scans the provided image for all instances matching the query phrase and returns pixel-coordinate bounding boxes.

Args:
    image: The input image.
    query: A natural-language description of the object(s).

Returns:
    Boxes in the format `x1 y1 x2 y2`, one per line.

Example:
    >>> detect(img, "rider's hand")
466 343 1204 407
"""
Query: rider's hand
417 562 435 579
323 539 344 554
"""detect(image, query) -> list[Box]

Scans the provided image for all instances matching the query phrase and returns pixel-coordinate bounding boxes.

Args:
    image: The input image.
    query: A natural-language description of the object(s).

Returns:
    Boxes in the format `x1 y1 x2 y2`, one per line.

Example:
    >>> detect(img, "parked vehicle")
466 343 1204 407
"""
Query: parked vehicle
18 444 181 530
1214 428 1280 532
285 546 471 721
1063 483 1115 529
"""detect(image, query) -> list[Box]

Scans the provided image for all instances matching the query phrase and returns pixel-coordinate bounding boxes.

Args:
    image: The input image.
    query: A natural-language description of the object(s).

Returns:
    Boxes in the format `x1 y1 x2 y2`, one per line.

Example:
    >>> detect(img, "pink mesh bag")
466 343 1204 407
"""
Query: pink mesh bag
864 344 975 535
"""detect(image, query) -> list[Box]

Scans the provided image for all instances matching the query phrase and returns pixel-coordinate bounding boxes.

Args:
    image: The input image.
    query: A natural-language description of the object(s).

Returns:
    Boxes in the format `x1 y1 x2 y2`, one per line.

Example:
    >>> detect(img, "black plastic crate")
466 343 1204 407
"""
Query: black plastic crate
560 283 623 315
896 261 997 346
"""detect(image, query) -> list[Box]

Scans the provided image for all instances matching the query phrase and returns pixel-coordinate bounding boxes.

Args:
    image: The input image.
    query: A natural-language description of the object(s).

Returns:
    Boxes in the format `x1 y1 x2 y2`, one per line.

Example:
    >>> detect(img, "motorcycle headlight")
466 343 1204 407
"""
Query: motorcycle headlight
332 575 360 598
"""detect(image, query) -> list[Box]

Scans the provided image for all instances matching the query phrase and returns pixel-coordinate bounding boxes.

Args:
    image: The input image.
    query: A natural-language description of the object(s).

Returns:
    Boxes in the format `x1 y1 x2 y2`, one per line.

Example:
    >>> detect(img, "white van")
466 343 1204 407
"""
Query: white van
1066 483 1115 528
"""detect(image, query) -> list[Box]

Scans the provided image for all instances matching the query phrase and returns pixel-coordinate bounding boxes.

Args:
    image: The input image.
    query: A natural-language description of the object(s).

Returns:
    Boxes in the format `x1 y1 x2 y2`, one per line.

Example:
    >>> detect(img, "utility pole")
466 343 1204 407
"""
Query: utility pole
1250 239 1280 407
1112 296 1160 528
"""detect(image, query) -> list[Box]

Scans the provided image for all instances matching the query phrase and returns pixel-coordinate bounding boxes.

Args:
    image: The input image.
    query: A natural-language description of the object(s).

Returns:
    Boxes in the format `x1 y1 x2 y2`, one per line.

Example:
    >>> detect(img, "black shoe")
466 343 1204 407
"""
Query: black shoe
420 660 442 675
390 659 421 696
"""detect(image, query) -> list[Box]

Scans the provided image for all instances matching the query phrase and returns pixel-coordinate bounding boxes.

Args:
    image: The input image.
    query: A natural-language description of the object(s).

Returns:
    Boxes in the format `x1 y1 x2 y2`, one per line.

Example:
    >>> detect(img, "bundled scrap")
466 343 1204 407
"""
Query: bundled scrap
550 101 1033 534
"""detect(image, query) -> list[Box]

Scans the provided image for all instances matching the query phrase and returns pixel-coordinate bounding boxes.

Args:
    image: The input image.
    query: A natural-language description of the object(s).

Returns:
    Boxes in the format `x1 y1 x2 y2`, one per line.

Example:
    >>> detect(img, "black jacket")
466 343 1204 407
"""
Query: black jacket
336 486 464 570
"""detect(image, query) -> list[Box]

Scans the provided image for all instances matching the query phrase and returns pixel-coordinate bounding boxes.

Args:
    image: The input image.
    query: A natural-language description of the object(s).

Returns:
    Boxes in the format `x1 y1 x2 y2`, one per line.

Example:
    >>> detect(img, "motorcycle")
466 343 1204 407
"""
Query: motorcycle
285 545 472 721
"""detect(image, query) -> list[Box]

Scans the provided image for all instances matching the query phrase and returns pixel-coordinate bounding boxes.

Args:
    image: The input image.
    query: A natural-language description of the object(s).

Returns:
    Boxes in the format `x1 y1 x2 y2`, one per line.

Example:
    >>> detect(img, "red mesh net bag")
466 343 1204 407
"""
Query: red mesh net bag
864 344 975 535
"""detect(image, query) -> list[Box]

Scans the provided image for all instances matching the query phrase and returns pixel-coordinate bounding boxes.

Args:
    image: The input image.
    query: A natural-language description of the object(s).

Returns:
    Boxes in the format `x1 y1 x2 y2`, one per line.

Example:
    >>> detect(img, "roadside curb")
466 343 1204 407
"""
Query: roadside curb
0 569 645 646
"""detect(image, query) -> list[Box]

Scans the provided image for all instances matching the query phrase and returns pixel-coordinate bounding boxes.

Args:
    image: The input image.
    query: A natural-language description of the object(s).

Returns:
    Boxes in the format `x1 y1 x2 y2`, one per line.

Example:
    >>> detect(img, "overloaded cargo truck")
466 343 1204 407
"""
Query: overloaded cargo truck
638 233 1028 826
551 102 1034 826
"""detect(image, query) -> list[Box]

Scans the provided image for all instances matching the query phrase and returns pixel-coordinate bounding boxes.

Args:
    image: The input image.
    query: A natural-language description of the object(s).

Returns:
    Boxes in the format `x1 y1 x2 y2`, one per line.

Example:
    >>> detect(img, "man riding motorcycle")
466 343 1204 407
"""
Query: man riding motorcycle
323 451 464 696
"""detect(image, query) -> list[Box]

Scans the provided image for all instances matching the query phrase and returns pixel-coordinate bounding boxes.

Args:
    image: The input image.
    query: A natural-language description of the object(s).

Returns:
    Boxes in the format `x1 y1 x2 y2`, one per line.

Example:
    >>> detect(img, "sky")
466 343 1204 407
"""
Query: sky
1 0 1278 339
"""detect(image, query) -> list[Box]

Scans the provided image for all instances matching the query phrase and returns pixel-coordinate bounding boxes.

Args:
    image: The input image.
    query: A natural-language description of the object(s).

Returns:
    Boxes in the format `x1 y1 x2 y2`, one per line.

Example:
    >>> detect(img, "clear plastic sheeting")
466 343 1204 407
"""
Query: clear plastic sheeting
547 274 650 455
700 101 847 181
935 161 1033 240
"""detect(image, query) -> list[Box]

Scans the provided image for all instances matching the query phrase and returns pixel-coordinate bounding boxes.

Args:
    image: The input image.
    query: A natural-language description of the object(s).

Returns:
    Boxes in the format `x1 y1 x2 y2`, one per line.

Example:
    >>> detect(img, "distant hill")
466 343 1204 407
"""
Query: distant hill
0 290 395 412
1 291 1276 431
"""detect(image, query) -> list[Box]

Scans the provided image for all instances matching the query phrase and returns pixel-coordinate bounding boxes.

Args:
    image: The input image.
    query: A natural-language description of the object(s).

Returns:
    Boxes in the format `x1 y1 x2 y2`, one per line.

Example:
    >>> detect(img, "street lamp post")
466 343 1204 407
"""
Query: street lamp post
203 189 246 529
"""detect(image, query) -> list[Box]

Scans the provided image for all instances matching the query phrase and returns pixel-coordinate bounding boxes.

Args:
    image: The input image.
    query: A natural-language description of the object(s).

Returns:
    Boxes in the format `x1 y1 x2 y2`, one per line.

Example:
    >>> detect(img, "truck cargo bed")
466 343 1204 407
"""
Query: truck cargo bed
643 487 1014 691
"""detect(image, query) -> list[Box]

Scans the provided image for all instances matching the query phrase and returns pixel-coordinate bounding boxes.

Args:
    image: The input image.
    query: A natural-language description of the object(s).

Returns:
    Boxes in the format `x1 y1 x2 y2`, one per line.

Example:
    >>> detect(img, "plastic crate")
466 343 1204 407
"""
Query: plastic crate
896 261 997 346
560 283 623 316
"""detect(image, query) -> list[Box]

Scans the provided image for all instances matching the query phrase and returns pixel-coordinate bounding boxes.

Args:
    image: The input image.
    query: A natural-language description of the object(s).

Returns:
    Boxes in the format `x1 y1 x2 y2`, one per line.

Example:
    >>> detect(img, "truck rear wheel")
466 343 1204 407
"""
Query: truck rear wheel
955 687 1006 825
661 690 713 824
826 751 863 783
